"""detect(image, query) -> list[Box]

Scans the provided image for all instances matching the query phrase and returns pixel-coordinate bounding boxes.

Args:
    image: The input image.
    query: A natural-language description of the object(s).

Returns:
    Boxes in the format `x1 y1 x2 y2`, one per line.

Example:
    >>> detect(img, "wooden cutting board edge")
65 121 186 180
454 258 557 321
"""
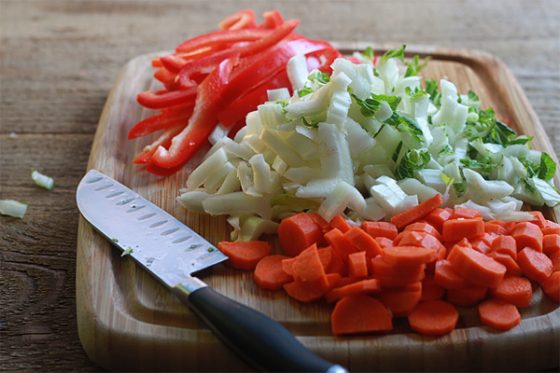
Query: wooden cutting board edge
76 43 560 372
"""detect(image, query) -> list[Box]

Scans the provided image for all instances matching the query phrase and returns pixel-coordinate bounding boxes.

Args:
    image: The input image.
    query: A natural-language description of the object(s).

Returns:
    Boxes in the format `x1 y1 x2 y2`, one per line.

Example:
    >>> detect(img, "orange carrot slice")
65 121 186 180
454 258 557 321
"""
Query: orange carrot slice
378 283 422 316
511 222 543 252
517 247 553 283
348 251 368 278
331 295 393 335
292 244 327 285
478 299 521 331
325 279 381 303
527 211 547 229
278 212 322 257
489 252 523 276
383 245 438 266
447 244 506 288
447 286 488 307
490 275 532 308
543 234 560 256
421 276 445 301
549 249 560 271
330 215 352 233
283 280 327 303
344 227 383 259
391 194 443 229
324 228 357 262
485 222 508 235
543 220 560 235
254 255 293 290
408 300 459 336
362 221 398 239
452 207 482 219
404 222 442 241
425 208 452 232
442 218 484 242
491 235 517 259
218 240 272 270
542 271 560 303
434 259 470 290
375 236 394 248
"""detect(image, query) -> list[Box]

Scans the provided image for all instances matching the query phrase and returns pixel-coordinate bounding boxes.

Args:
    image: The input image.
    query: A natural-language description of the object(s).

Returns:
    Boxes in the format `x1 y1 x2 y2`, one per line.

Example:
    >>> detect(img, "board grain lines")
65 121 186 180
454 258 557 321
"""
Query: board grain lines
1 0 559 371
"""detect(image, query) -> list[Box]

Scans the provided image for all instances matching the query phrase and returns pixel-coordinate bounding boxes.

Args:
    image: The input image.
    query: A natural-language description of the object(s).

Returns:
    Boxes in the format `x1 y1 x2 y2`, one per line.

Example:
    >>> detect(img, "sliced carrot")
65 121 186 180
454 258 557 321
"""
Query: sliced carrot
330 215 352 233
490 275 532 308
331 295 393 335
543 234 560 256
375 236 394 248
218 240 272 270
442 218 484 242
470 237 491 255
390 194 443 229
478 299 521 331
421 276 445 301
308 212 331 234
348 251 368 278
278 212 322 257
543 220 560 235
517 247 553 284
254 255 293 290
325 279 381 303
434 260 470 290
378 282 422 316
452 207 482 219
542 272 560 303
362 221 398 239
481 232 499 246
325 273 343 288
425 208 452 232
281 257 296 276
404 222 442 241
549 249 560 271
527 211 547 229
382 245 438 266
489 252 523 276
491 235 517 259
326 250 347 276
371 256 426 286
324 228 357 262
485 222 508 235
317 246 333 271
408 300 459 336
447 286 487 307
511 222 543 252
344 227 383 259
292 244 328 285
283 280 327 303
447 245 506 288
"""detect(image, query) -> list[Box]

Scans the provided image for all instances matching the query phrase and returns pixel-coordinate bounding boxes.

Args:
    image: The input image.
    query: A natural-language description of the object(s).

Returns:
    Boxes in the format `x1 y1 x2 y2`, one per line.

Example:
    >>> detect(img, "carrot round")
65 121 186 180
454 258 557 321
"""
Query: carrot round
375 237 394 248
434 260 470 290
362 221 398 239
491 235 517 259
543 220 560 235
447 286 488 307
517 247 553 284
317 246 333 271
396 231 445 255
542 271 560 303
330 215 352 233
325 279 381 303
378 283 422 316
292 244 327 284
218 240 272 270
331 295 393 335
283 280 327 303
281 257 296 276
478 299 521 331
485 222 508 235
278 212 322 257
344 227 383 259
549 249 560 271
421 276 445 301
543 234 560 256
324 228 357 262
447 245 506 288
442 218 484 242
254 255 293 290
390 194 443 229
371 256 425 287
490 275 532 308
511 222 543 252
452 207 482 219
408 300 459 336
382 245 438 266
470 237 491 255
347 251 368 278
425 208 452 232
527 211 547 229
404 222 442 241
489 252 523 276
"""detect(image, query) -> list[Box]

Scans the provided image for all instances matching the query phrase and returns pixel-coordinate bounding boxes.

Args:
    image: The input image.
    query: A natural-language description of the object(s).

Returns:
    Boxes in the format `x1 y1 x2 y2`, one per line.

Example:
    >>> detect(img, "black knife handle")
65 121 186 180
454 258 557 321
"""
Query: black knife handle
177 285 347 372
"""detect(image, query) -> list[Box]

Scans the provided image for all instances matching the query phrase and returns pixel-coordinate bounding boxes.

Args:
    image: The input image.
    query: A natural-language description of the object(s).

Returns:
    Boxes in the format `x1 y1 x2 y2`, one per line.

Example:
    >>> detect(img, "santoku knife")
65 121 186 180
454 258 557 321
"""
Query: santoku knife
76 169 347 373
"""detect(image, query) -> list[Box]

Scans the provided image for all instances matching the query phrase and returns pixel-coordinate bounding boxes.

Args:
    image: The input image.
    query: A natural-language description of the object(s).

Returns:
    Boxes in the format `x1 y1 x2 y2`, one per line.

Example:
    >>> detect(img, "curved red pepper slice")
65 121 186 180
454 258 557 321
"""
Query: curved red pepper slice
218 9 257 31
137 87 196 110
128 106 193 139
259 10 284 29
150 55 239 169
132 125 183 164
176 28 271 54
178 20 300 88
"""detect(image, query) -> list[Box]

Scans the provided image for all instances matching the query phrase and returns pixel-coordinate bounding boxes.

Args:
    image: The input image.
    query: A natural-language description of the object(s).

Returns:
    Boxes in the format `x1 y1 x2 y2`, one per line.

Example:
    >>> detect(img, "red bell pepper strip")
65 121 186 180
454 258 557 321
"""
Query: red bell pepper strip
160 55 188 73
154 67 177 85
176 28 272 54
150 55 239 169
145 163 185 176
259 10 285 29
216 69 290 127
128 106 193 139
137 87 197 109
218 9 257 31
132 125 183 164
178 20 300 88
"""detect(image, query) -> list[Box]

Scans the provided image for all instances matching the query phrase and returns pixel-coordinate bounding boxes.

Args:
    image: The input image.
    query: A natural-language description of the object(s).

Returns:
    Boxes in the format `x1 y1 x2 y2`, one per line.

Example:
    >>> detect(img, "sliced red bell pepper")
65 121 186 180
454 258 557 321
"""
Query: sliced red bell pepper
153 67 176 85
178 19 300 88
160 55 188 73
218 9 257 31
259 10 284 29
132 125 183 164
176 28 271 54
150 55 240 169
128 105 193 139
137 87 196 109
216 69 290 127
145 163 185 176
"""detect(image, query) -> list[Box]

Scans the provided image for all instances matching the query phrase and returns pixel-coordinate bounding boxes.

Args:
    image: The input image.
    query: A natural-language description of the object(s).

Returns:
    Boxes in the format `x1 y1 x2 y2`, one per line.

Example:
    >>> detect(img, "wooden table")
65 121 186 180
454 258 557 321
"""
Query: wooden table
1 1 558 371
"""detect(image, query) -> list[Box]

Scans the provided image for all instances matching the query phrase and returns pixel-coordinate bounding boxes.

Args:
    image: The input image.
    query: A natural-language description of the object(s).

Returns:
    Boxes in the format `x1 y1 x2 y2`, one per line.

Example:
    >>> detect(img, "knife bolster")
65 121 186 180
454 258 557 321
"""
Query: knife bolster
174 276 207 297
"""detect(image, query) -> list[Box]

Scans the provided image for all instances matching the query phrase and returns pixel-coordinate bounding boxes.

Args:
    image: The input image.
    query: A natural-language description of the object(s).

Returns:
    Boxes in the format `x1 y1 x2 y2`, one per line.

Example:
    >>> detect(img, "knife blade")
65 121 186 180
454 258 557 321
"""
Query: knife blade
76 169 347 373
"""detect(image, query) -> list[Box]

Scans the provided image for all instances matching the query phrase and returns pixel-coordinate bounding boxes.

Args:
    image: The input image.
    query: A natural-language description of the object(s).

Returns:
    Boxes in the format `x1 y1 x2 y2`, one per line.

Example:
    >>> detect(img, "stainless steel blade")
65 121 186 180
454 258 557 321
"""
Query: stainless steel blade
76 169 227 287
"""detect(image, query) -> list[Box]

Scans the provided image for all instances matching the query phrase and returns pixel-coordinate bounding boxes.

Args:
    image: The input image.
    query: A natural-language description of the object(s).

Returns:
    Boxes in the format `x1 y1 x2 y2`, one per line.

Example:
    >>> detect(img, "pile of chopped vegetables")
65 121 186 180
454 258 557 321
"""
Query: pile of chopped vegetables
129 9 339 175
218 206 560 336
179 43 559 239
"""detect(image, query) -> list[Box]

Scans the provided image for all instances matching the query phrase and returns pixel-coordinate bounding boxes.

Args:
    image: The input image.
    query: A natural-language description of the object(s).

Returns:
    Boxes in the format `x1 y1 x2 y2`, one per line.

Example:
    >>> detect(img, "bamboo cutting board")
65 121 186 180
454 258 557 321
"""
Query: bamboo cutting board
76 43 560 372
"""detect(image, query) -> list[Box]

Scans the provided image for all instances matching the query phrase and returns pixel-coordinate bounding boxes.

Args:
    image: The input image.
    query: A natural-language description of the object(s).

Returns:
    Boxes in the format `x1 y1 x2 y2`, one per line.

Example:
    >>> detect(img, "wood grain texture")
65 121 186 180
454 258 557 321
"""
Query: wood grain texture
75 46 560 372
1 0 559 371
